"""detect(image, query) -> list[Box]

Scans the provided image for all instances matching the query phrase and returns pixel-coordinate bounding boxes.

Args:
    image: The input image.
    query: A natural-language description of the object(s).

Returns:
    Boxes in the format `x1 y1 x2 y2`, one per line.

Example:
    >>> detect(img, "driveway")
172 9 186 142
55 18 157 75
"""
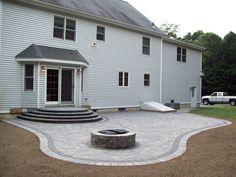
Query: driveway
5 111 230 166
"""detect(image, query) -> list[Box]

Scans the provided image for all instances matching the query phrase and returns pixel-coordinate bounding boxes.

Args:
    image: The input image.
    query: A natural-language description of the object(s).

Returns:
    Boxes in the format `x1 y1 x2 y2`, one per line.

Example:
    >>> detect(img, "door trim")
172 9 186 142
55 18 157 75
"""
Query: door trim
45 66 76 106
46 68 59 105
190 86 197 108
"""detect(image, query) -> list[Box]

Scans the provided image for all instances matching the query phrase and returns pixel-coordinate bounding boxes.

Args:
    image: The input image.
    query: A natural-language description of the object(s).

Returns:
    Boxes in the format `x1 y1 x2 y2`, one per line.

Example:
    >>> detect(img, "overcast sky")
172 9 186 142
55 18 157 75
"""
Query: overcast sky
126 0 235 38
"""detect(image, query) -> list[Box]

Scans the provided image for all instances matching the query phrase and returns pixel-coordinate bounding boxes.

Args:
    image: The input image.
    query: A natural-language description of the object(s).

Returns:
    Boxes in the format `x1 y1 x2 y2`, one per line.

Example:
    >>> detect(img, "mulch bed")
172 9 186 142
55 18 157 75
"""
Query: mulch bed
0 119 235 177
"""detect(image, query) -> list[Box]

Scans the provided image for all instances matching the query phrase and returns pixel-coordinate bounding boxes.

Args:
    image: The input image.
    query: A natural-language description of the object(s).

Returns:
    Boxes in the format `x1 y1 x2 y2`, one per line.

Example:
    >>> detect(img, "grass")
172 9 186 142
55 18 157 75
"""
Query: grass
192 104 236 120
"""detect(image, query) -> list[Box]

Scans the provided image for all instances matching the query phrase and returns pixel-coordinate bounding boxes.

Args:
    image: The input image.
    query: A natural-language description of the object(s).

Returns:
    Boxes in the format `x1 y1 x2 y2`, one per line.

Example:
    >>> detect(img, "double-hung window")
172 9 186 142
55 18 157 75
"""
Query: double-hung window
144 74 150 86
24 64 34 91
53 16 76 41
119 72 129 87
97 26 105 41
177 47 187 62
142 37 150 55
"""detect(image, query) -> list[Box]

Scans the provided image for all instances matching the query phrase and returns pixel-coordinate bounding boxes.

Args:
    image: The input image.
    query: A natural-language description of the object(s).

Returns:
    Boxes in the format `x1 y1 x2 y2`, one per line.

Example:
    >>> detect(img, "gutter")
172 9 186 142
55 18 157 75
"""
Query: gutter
14 0 205 51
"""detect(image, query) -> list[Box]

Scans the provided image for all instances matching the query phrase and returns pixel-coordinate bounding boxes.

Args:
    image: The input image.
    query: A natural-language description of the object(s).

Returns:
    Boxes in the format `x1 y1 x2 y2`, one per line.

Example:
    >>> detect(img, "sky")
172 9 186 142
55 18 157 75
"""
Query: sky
126 0 236 38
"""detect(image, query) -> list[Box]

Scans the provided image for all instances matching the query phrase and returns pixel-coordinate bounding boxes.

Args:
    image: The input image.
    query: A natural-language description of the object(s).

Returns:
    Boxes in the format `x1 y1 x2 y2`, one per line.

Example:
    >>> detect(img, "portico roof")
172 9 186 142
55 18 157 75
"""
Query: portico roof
16 44 89 67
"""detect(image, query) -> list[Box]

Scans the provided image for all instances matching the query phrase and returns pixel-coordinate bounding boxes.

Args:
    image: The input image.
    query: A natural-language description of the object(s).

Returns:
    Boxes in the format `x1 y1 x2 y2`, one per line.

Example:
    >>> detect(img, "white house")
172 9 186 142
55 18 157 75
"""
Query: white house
0 0 204 113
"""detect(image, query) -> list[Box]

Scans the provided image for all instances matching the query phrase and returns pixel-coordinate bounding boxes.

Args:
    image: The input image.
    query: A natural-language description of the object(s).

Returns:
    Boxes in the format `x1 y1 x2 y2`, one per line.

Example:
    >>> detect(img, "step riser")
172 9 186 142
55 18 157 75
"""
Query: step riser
22 113 98 119
28 110 94 116
18 116 102 123
17 108 102 123
37 108 88 113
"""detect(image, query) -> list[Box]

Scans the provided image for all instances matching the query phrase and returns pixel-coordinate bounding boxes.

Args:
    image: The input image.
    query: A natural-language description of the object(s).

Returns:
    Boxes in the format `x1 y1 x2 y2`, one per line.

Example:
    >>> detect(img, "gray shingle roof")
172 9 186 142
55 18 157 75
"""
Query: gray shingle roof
39 0 166 35
16 44 89 65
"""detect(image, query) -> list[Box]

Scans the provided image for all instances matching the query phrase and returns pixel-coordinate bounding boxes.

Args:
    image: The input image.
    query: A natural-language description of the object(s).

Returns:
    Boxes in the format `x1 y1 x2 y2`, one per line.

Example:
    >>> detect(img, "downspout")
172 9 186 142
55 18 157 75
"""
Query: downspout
160 38 163 103
37 62 40 108
200 51 203 102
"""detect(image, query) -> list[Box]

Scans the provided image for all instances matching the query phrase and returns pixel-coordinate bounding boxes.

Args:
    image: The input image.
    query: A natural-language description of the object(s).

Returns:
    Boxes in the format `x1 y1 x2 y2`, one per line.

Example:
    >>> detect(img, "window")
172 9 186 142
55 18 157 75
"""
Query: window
223 92 229 96
142 37 150 55
97 26 105 41
24 64 34 91
211 92 217 96
53 16 76 41
119 72 129 87
144 74 150 86
53 17 64 39
65 19 76 40
177 47 187 62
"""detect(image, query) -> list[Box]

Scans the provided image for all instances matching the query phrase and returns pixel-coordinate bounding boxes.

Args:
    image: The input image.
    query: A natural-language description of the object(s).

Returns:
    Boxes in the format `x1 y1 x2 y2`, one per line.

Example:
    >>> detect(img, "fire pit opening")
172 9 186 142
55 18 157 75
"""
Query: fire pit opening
98 129 129 135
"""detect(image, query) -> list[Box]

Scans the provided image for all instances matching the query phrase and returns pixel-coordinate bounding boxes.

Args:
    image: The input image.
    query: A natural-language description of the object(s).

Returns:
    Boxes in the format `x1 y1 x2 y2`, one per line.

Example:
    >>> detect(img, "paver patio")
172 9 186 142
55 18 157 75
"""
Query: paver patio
5 111 231 166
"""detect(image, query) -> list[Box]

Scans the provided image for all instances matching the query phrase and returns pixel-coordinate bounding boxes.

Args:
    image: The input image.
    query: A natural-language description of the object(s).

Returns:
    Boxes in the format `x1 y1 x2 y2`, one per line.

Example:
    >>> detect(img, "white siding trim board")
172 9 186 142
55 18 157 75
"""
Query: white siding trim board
16 58 88 67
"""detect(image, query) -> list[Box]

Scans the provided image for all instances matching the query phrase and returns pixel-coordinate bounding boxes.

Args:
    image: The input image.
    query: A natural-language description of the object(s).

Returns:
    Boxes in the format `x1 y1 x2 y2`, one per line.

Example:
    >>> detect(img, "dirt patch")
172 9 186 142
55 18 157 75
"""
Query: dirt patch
0 119 235 177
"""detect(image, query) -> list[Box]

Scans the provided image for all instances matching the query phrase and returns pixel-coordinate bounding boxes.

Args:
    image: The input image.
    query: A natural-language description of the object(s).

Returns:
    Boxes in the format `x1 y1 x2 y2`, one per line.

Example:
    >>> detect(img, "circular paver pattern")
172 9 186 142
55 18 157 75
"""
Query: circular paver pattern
5 111 231 166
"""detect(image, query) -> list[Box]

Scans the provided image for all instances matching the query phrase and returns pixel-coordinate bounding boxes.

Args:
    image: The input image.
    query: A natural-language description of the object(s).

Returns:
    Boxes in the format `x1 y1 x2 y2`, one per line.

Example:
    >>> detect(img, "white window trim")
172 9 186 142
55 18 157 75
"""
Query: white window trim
177 47 187 63
118 71 130 88
53 15 76 41
96 25 106 42
144 73 151 87
23 64 34 92
142 36 151 55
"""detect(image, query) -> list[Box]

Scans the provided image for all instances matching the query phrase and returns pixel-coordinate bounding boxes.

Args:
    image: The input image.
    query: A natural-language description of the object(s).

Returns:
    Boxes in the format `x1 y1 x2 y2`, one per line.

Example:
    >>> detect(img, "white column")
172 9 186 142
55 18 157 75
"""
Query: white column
37 63 40 108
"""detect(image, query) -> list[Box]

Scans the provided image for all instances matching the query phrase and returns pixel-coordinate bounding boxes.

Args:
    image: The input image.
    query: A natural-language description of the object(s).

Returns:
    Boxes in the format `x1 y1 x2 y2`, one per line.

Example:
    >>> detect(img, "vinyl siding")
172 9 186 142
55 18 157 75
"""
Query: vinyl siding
81 25 161 108
0 1 84 111
162 42 201 104
21 64 38 108
0 0 2 56
0 1 202 111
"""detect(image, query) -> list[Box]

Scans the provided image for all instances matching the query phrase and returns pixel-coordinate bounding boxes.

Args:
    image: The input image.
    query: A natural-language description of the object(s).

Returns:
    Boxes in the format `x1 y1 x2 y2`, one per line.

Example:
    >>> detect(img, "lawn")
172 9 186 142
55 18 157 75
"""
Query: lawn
192 104 236 120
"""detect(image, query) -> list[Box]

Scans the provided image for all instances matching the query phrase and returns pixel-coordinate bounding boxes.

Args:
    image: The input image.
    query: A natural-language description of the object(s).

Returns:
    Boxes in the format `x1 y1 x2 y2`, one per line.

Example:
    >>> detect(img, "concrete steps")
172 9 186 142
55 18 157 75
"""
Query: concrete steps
17 107 103 123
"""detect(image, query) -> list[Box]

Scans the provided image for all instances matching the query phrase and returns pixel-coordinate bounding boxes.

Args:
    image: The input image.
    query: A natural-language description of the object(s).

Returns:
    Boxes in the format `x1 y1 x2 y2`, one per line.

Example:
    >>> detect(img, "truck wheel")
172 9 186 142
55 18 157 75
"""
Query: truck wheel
230 100 236 106
203 99 209 105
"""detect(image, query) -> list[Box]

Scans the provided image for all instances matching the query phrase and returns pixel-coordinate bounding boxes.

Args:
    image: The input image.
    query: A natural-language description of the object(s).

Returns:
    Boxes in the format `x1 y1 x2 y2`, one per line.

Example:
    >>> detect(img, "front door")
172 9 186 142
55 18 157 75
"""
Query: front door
46 68 74 105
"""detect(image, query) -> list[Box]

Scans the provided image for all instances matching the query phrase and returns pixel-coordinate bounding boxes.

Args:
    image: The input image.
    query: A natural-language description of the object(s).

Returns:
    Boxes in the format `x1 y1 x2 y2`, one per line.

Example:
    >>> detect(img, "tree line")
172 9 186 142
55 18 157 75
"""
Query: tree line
160 24 236 95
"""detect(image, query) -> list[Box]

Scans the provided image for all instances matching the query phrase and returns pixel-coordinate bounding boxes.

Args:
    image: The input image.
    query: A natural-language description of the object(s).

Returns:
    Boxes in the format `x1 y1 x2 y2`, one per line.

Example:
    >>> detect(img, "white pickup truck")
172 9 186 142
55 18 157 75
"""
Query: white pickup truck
202 92 236 106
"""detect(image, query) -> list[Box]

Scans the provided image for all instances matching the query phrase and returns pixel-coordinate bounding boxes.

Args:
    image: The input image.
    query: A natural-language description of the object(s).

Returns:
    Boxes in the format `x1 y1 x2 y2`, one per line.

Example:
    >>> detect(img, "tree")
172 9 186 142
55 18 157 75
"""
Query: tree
160 23 180 39
181 30 204 44
221 32 236 94
197 33 223 95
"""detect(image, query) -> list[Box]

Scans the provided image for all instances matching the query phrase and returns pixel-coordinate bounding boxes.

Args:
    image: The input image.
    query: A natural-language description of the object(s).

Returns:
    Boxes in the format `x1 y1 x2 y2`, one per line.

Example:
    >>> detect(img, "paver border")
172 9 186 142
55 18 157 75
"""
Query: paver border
4 116 231 166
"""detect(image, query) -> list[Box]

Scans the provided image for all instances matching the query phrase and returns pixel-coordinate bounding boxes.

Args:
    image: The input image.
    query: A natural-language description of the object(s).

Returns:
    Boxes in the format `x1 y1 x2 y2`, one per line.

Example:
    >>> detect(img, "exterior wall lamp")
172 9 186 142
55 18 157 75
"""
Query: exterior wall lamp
40 65 46 72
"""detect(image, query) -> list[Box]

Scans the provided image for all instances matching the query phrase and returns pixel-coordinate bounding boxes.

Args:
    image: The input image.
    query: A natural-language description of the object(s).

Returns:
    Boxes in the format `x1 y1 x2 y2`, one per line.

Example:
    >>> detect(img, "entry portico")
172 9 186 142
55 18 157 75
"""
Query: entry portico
16 44 88 108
